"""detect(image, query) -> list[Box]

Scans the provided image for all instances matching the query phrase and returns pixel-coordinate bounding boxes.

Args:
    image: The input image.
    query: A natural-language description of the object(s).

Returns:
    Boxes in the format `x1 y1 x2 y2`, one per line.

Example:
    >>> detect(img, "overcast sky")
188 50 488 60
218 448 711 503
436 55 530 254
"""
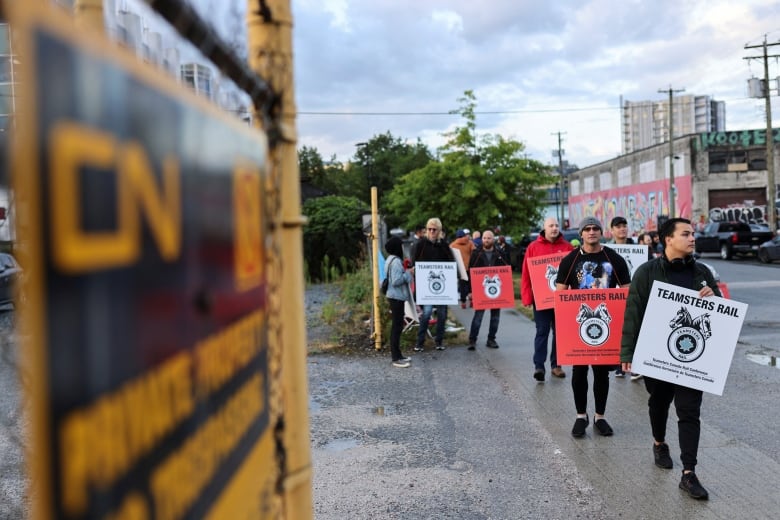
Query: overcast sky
200 0 780 168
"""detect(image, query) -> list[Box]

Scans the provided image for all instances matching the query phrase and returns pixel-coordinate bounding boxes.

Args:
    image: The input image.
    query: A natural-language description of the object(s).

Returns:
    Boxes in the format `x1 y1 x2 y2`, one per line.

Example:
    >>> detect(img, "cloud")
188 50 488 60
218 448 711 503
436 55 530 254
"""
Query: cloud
194 0 780 168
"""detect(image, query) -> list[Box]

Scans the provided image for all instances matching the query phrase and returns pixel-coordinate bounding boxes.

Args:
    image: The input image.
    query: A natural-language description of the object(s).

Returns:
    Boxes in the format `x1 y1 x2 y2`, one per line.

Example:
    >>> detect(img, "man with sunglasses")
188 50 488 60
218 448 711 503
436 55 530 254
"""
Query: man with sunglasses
555 217 631 438
411 218 455 351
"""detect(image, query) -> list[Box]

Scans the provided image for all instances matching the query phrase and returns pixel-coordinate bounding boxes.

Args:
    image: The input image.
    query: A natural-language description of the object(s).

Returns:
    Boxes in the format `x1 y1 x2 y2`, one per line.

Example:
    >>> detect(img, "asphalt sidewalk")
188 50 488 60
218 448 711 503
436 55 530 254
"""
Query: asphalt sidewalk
448 304 778 520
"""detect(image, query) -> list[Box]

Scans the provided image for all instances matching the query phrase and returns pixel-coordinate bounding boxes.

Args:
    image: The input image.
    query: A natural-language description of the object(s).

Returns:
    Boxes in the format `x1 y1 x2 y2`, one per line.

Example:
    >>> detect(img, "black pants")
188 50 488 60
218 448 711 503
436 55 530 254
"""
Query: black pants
571 365 611 415
644 376 703 472
388 298 406 361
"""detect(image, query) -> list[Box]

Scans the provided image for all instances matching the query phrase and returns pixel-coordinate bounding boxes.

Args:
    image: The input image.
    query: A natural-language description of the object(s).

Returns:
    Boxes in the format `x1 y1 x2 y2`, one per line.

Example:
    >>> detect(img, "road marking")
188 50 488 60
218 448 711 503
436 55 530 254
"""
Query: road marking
723 281 780 289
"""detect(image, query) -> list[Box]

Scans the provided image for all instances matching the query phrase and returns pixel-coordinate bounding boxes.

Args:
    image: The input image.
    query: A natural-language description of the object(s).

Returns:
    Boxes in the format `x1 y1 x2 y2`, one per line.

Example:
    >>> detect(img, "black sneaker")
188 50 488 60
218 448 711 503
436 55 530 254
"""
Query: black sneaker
435 343 446 351
486 339 499 349
533 368 545 382
653 443 673 469
679 472 709 500
398 356 412 363
468 340 476 351
572 415 589 438
594 418 613 436
413 345 424 352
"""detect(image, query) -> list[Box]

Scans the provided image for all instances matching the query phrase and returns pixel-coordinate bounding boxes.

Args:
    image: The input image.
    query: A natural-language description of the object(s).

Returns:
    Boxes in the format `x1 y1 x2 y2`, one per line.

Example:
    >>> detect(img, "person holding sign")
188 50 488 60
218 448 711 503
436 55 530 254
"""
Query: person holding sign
411 218 455 351
555 217 631 438
467 230 510 350
620 218 720 500
521 217 573 381
608 216 633 378
450 229 475 309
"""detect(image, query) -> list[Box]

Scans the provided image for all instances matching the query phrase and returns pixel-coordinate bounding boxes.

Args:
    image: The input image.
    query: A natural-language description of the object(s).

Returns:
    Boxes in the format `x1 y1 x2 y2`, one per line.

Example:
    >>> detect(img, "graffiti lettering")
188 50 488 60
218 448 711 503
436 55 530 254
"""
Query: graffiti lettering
694 128 780 151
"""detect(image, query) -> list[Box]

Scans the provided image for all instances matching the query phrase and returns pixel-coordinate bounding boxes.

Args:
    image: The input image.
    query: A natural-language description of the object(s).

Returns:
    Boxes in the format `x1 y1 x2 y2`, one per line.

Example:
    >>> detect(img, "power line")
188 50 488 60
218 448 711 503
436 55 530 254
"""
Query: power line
297 97 760 117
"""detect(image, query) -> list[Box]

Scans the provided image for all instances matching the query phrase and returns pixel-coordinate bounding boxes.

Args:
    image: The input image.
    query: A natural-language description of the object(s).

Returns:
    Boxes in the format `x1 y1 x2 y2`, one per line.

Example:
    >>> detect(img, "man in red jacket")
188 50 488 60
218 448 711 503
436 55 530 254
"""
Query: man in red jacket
521 217 574 381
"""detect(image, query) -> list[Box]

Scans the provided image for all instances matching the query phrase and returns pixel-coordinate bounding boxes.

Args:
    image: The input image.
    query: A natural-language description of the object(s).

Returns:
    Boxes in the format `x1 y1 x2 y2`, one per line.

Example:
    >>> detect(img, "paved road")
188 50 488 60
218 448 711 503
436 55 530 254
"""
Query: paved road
310 301 780 519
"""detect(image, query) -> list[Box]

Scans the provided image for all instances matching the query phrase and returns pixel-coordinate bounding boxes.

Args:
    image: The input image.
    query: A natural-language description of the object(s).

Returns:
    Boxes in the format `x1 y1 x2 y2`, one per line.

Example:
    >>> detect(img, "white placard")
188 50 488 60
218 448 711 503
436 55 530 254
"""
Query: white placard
450 247 469 281
631 281 747 395
604 243 649 278
414 261 459 305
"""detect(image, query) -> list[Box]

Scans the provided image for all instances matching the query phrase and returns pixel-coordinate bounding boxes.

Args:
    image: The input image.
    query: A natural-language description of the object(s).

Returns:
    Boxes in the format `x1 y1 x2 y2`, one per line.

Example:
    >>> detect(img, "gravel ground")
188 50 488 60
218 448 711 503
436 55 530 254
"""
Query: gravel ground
306 285 612 520
0 311 26 519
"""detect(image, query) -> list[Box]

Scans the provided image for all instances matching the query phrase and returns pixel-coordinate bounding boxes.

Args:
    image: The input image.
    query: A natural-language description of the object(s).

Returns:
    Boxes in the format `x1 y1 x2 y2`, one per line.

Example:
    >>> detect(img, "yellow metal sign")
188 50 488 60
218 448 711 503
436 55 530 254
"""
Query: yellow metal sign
10 3 275 518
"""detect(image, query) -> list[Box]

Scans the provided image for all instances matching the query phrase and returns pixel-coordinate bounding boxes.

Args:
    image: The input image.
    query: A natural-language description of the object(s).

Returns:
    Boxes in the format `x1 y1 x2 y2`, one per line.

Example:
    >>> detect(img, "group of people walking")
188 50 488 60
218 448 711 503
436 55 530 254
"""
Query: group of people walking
383 215 720 500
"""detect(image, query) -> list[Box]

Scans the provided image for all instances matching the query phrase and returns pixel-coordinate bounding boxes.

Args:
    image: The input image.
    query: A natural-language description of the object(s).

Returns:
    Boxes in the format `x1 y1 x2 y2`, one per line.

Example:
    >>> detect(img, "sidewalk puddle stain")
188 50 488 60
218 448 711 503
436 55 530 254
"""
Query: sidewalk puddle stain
745 353 780 368
370 405 397 416
323 438 359 452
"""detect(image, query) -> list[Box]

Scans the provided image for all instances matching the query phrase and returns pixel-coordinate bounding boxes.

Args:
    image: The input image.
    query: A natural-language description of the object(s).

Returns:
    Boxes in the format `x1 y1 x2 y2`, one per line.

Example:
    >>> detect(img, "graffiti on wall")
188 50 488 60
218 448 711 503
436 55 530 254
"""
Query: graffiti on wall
709 202 780 225
568 177 692 233
694 128 780 151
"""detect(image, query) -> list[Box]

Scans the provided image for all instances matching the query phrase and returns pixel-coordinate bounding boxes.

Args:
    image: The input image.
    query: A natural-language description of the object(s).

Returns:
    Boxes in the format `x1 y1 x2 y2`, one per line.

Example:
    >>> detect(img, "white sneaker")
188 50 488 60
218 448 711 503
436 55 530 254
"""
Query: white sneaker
392 360 411 368
630 373 643 381
398 356 412 363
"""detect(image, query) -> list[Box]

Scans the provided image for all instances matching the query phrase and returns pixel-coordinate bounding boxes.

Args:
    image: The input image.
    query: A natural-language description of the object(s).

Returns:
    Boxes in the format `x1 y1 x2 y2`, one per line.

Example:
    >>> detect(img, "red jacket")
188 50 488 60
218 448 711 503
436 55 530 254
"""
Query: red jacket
520 233 574 306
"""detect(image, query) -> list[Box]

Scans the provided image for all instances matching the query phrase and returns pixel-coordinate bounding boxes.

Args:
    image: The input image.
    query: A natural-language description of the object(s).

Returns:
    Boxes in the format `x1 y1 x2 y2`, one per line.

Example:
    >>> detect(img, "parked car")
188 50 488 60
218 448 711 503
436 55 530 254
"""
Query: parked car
0 253 22 310
749 223 770 232
694 221 774 260
758 235 780 264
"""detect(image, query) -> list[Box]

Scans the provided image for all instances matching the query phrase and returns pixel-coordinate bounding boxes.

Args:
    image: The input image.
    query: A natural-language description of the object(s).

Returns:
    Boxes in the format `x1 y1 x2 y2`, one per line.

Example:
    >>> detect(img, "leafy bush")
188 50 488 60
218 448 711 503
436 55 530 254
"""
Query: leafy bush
303 195 368 282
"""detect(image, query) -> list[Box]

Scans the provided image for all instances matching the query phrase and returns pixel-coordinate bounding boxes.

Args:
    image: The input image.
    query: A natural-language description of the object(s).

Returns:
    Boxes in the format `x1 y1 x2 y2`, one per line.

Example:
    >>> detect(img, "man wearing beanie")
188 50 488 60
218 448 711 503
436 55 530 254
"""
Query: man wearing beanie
555 217 631 438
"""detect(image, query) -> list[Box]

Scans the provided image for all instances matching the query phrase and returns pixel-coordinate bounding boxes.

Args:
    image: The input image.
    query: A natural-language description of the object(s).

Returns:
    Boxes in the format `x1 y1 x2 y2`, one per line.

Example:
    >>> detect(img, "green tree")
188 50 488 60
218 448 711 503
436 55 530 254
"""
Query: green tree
302 195 368 281
385 90 554 238
347 133 433 206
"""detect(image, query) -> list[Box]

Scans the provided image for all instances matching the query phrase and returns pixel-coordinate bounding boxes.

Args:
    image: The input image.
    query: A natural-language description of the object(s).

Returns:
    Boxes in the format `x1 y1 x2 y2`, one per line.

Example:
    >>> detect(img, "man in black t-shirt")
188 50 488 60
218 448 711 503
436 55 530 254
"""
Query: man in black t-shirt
555 217 631 439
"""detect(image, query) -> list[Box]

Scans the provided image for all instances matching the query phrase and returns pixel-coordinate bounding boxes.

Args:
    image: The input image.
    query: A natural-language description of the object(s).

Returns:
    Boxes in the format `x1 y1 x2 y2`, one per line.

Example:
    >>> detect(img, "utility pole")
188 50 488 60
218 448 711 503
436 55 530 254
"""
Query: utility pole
552 131 566 227
745 36 780 232
658 85 685 219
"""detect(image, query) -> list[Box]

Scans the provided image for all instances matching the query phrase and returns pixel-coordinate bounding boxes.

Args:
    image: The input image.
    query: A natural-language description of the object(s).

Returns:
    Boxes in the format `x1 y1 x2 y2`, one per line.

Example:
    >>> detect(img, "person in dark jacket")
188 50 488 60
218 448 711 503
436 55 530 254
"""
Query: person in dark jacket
411 217 455 351
467 230 509 350
620 218 720 500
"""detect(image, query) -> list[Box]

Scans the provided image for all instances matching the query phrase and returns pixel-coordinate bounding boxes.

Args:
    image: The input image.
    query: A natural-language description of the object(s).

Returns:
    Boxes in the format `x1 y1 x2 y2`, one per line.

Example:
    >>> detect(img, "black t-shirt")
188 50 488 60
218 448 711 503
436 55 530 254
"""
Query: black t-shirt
556 247 631 289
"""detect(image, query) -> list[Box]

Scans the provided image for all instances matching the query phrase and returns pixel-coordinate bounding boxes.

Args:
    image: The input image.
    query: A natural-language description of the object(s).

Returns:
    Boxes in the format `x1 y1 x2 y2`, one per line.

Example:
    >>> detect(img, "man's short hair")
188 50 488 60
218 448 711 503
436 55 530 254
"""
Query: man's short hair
658 218 691 246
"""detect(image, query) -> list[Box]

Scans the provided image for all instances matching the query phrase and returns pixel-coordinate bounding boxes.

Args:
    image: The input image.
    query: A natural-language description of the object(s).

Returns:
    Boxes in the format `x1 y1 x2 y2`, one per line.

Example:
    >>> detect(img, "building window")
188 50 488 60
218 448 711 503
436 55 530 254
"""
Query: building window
747 149 766 170
709 150 766 173
709 151 727 173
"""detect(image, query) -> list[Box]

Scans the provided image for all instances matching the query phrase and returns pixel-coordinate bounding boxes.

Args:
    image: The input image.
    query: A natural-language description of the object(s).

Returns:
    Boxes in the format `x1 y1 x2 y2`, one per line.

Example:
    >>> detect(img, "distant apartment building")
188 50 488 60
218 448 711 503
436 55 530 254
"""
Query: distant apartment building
103 0 250 117
622 95 726 154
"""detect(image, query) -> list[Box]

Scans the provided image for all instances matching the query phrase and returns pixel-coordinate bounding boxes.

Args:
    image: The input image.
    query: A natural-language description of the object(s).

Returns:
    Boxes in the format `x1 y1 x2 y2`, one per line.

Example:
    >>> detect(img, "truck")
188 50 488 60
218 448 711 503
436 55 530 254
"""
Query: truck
694 221 775 260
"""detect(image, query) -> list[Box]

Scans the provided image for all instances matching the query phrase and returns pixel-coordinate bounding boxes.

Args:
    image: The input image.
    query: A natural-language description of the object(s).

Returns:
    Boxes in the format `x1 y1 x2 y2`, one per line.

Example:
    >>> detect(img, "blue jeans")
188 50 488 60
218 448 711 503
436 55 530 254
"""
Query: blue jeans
417 304 447 346
469 308 500 341
532 307 558 370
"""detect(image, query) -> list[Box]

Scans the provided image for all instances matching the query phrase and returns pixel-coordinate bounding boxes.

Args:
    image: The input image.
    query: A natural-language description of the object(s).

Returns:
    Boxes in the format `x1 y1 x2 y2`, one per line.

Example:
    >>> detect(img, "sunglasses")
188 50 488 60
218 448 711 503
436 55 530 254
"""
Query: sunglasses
582 226 601 232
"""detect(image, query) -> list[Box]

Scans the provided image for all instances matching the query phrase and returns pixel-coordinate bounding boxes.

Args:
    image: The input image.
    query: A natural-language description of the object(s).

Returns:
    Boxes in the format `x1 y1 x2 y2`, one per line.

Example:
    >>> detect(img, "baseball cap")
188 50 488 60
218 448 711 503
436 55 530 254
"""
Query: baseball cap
463 228 470 235
579 217 603 234
456 229 466 238
610 216 628 227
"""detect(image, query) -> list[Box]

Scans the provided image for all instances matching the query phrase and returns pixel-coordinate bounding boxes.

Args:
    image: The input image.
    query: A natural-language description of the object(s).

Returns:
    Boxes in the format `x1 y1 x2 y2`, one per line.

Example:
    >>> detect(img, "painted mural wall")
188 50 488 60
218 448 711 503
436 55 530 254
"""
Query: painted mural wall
567 176 692 233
